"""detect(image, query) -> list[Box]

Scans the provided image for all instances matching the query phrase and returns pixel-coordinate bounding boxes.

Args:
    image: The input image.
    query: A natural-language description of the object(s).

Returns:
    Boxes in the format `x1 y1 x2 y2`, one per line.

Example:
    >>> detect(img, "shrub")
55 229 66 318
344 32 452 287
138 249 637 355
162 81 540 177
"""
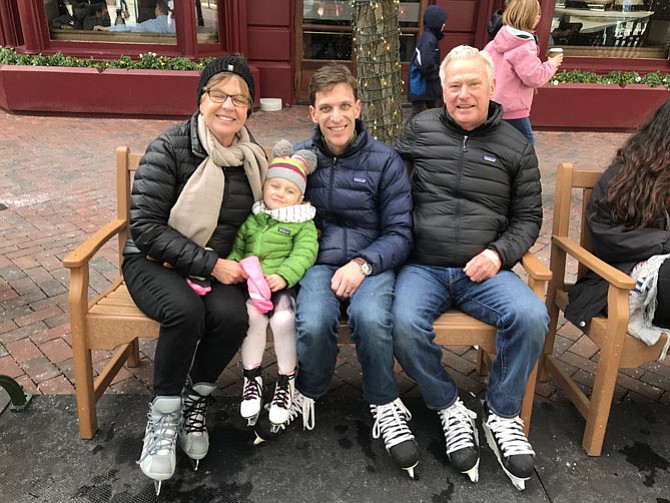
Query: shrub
0 47 217 72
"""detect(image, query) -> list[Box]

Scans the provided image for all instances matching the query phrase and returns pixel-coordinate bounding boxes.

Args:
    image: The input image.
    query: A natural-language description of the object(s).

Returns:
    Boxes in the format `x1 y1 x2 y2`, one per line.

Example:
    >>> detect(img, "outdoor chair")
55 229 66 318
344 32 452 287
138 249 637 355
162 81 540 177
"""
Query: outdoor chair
541 162 668 456
64 146 551 440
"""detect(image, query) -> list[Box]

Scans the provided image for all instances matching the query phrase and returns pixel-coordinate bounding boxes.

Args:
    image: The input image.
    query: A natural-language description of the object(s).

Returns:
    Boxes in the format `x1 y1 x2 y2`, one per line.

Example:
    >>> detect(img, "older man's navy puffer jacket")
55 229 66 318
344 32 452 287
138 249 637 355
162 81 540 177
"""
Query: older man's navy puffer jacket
295 120 413 274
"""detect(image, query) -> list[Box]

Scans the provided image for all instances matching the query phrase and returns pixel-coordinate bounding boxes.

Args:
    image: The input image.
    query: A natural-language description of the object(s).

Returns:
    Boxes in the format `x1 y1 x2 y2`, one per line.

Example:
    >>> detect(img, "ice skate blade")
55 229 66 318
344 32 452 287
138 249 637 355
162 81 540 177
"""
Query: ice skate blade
484 425 529 490
188 458 200 471
404 462 418 479
463 459 480 483
499 464 528 491
154 480 162 496
245 414 260 427
510 476 526 491
253 432 266 445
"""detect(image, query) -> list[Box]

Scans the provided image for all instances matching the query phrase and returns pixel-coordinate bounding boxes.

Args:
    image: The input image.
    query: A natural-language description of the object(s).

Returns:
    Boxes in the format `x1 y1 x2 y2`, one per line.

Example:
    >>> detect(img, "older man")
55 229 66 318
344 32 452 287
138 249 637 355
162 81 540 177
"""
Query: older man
394 45 548 490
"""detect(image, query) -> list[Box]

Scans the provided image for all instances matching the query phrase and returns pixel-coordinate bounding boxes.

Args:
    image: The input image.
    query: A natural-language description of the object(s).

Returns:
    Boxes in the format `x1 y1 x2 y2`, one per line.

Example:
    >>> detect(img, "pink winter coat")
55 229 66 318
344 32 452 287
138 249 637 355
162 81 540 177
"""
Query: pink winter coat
484 26 557 120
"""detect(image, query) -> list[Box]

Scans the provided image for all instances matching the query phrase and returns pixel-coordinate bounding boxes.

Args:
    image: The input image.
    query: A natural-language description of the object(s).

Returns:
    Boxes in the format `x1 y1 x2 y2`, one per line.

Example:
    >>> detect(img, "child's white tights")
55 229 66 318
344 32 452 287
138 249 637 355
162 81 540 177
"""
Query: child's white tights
241 293 297 374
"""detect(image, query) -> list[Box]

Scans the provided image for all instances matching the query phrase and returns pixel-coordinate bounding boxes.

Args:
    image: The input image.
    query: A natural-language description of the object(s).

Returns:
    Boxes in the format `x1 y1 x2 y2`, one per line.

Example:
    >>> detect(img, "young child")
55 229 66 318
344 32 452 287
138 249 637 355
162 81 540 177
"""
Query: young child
227 139 319 427
408 5 448 120
483 0 562 144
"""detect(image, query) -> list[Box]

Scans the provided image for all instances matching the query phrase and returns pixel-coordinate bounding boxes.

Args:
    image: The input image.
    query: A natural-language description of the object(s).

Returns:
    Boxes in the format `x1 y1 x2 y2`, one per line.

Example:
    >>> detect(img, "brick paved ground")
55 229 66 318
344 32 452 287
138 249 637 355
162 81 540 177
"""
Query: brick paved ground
1 107 668 409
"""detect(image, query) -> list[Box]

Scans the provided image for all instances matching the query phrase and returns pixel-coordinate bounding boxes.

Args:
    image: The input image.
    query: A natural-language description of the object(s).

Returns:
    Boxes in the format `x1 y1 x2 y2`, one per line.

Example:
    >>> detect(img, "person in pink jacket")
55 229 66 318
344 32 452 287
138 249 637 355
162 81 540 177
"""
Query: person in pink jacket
484 0 563 144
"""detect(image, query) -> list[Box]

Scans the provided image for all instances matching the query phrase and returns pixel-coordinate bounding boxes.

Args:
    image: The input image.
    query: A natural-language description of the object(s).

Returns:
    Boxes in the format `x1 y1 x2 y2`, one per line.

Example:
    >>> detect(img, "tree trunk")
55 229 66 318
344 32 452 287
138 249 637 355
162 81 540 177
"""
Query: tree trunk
351 0 403 146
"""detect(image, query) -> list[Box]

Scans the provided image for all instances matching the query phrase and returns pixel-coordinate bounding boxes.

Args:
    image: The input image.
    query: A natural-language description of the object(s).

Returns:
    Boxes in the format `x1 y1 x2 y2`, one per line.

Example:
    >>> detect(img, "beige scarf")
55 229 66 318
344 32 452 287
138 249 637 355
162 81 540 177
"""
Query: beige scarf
168 114 267 247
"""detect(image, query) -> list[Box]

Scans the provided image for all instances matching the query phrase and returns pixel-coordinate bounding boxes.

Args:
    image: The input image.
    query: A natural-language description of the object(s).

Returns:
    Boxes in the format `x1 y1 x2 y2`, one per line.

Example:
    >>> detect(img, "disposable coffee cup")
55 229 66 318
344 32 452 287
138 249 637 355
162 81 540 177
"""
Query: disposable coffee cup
549 47 563 55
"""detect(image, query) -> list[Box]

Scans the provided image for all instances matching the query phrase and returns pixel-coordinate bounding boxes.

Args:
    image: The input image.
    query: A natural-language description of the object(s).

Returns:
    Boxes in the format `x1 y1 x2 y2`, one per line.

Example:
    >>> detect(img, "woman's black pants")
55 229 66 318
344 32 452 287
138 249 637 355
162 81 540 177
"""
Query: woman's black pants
122 253 248 396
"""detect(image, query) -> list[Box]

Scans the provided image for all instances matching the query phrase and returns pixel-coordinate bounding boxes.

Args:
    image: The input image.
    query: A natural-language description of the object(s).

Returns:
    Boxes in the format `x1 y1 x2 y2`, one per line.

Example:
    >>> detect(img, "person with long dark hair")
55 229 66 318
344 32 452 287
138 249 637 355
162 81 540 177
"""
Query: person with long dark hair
566 98 670 360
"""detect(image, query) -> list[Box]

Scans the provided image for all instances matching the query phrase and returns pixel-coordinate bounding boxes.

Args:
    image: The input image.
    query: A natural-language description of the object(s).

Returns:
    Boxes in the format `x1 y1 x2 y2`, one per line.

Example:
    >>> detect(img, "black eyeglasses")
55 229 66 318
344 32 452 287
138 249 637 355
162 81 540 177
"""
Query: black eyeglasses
204 90 250 107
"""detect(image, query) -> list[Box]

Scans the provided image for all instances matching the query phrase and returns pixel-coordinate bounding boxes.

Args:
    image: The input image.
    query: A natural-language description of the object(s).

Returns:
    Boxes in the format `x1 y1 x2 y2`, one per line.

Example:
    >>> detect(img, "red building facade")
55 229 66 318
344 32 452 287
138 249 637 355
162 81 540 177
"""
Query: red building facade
1 0 669 127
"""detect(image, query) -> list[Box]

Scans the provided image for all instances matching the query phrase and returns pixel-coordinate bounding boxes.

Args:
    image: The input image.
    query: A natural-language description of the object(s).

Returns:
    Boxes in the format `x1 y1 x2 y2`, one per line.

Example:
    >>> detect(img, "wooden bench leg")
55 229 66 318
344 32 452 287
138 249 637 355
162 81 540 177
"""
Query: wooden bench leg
476 347 492 375
520 361 538 436
126 338 140 368
72 337 98 439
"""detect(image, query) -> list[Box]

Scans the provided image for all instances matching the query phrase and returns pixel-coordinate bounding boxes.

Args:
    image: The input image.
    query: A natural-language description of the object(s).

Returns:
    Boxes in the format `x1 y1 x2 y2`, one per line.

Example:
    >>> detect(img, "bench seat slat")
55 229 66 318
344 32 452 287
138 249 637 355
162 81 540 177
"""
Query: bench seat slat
87 284 498 350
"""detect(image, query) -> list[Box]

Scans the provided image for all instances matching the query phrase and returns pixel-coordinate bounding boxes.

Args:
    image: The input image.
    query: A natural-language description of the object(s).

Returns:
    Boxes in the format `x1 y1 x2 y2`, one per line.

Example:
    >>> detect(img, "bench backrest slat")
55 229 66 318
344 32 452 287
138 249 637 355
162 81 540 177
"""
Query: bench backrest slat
552 162 604 281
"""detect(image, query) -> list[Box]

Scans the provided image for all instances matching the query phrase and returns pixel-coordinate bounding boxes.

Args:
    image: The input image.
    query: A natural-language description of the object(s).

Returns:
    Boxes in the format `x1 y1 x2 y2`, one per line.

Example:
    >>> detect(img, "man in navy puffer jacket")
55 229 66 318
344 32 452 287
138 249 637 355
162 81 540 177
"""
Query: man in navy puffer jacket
257 64 417 477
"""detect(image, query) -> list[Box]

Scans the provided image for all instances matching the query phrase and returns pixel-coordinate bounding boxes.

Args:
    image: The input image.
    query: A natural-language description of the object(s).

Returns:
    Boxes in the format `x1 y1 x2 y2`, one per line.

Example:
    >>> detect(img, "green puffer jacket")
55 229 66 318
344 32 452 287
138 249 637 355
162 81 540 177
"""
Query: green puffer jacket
227 202 319 288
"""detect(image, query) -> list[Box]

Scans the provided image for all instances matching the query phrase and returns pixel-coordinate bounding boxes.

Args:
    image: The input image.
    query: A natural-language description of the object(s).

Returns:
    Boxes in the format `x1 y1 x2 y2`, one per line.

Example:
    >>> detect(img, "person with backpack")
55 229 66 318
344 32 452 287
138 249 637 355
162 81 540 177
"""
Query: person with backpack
408 5 448 120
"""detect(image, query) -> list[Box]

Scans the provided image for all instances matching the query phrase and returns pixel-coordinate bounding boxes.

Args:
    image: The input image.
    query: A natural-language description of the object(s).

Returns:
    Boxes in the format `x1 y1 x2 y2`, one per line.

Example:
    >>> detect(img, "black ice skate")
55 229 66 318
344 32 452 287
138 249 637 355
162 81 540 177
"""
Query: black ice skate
370 398 419 478
438 397 480 483
483 405 535 490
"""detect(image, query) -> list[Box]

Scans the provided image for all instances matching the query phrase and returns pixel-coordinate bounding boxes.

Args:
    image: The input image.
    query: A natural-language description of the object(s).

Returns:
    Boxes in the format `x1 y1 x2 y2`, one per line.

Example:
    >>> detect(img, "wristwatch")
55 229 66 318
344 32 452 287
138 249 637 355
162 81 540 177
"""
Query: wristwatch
353 257 372 276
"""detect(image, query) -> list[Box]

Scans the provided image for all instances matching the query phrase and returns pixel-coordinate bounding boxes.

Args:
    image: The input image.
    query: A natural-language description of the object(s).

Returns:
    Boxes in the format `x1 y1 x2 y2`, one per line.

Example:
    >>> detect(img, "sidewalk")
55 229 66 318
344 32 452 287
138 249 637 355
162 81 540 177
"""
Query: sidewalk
0 107 668 422
0 106 670 502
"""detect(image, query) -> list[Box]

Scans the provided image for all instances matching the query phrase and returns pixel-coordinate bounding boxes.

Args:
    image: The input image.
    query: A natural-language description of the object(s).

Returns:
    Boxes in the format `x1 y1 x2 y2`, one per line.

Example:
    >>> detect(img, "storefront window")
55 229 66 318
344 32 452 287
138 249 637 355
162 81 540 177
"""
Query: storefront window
45 0 178 45
549 0 670 59
301 0 419 62
194 0 218 43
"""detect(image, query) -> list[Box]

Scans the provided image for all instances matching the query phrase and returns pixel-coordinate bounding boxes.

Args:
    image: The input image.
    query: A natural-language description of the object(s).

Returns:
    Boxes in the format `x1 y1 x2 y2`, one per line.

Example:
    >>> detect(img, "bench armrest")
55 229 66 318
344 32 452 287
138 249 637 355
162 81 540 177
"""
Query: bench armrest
63 219 127 269
520 251 552 282
552 235 635 290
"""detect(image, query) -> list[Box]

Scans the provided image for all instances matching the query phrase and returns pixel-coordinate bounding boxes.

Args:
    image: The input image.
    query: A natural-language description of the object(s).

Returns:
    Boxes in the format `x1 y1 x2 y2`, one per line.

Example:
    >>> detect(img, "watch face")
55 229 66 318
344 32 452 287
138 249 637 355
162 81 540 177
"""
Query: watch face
362 262 372 275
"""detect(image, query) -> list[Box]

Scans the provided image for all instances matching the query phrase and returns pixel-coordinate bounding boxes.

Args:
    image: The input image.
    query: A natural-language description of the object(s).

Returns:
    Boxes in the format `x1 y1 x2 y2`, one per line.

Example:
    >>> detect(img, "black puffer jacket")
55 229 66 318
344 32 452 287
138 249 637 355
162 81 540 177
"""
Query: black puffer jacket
395 102 542 268
123 112 256 279
565 161 670 326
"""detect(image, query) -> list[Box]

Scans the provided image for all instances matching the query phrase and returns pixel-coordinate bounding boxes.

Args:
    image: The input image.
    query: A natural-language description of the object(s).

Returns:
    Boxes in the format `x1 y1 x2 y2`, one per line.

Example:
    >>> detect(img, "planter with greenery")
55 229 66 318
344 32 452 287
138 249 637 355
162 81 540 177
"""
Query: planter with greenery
532 69 670 130
0 48 261 116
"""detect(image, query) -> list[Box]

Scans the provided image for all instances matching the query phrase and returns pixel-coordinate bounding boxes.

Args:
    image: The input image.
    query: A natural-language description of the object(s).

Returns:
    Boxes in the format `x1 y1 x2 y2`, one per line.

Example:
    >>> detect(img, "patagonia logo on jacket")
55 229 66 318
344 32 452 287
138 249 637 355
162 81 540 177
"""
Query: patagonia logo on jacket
277 227 291 235
353 176 367 183
483 155 497 163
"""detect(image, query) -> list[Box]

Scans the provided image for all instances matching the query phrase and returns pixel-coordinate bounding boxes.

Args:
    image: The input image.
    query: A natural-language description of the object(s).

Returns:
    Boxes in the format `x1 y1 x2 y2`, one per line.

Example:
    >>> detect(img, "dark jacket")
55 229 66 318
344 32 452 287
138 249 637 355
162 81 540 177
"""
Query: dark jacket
565 162 670 326
395 102 542 268
409 5 448 102
487 9 504 40
294 120 413 274
123 112 256 279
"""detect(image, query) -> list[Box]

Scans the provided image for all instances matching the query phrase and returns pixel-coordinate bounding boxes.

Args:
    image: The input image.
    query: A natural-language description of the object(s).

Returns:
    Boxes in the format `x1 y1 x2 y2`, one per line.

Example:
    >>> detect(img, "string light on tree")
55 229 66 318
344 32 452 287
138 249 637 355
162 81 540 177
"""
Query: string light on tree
351 0 403 145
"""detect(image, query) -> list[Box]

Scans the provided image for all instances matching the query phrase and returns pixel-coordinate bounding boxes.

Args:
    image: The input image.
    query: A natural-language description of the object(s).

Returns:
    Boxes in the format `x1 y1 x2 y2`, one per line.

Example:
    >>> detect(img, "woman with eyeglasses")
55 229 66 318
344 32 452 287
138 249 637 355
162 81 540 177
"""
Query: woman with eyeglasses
121 56 267 493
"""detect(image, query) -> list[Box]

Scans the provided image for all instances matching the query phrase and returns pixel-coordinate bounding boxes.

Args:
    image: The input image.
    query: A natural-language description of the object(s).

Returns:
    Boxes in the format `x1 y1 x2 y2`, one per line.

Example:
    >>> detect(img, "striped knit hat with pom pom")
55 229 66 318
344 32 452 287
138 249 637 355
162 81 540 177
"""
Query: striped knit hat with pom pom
266 139 318 194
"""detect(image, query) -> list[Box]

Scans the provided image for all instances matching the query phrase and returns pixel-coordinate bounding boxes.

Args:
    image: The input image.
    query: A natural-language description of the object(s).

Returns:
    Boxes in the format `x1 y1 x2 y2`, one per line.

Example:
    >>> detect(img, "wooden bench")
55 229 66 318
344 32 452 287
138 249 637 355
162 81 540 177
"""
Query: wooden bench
541 163 668 456
64 146 551 439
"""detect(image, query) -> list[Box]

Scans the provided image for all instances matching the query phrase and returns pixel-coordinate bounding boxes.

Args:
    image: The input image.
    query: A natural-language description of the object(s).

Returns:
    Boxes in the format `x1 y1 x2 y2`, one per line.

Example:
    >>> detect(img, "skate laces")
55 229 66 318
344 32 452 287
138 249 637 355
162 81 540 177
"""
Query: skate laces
139 408 180 462
485 412 535 457
371 398 415 449
439 398 478 455
271 374 291 410
298 391 315 430
242 375 262 402
182 392 214 435
282 390 315 430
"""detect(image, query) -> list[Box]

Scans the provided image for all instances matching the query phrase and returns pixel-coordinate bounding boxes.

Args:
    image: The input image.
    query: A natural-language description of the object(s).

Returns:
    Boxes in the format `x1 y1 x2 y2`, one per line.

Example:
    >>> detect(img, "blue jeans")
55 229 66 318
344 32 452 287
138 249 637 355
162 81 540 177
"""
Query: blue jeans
392 264 548 417
505 117 535 145
296 265 398 405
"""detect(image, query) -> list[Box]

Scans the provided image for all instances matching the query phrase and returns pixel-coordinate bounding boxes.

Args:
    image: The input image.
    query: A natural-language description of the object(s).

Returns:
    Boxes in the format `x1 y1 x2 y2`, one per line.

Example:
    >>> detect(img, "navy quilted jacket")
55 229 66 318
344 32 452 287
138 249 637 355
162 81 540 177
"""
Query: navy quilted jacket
294 120 413 274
